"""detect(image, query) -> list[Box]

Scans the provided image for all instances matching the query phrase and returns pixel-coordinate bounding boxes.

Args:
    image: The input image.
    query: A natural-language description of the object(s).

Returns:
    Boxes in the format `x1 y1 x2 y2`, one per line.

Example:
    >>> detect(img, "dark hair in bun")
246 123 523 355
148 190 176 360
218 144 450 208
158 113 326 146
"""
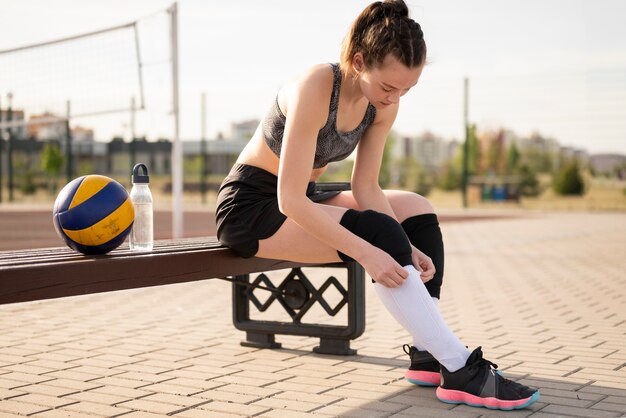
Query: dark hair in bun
340 0 426 76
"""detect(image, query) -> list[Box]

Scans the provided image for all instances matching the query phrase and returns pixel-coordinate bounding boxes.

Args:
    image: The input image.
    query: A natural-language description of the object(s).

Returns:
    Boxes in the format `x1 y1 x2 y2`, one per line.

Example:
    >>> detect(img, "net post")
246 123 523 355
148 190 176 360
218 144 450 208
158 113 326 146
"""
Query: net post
65 100 73 183
130 97 136 170
169 2 183 239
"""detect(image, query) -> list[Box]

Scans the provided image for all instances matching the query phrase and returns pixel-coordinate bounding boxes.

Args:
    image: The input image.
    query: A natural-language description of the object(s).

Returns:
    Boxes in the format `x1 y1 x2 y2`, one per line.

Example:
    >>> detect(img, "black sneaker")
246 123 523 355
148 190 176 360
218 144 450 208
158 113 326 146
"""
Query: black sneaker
403 344 440 387
436 347 540 410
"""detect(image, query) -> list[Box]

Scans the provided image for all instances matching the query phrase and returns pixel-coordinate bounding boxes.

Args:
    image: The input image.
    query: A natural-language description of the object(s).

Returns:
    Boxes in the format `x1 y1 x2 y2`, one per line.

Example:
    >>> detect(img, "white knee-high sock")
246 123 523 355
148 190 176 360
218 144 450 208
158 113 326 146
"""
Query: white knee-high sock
374 265 470 372
413 296 440 351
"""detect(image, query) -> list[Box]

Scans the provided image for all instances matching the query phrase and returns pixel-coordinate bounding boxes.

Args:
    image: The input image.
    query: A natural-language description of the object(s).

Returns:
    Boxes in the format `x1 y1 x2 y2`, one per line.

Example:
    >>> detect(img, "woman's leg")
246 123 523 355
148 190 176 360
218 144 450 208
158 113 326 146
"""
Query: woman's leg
314 193 540 408
256 201 470 374
255 204 348 263
320 190 445 356
385 191 445 300
321 190 444 299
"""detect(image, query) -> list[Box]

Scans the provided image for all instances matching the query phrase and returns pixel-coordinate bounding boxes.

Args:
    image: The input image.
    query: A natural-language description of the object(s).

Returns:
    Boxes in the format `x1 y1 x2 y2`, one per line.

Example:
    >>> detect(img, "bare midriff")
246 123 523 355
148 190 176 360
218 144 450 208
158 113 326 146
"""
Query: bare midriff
235 126 328 182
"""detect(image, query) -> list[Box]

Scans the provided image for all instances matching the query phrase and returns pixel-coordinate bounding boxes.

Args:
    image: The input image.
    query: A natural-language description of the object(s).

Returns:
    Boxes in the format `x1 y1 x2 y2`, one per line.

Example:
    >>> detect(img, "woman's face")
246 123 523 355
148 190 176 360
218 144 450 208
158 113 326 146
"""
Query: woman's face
356 53 423 109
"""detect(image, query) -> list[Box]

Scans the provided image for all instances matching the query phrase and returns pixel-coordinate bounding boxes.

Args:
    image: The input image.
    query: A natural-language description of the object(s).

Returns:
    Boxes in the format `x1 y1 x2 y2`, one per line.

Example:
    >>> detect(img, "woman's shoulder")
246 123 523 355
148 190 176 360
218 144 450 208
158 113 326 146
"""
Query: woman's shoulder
298 63 335 84
278 64 336 117
284 63 335 98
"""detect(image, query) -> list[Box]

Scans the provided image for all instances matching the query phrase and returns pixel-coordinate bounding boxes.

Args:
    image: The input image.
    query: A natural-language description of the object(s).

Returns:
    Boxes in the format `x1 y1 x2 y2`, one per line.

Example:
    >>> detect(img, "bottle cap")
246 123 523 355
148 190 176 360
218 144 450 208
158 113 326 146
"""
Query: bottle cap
132 163 150 184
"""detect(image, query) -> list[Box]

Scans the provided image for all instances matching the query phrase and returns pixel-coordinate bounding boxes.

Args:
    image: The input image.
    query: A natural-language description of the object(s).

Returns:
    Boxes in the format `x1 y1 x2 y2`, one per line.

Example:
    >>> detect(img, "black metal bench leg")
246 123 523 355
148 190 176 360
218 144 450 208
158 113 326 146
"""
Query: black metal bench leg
241 332 282 349
314 338 355 356
232 263 365 355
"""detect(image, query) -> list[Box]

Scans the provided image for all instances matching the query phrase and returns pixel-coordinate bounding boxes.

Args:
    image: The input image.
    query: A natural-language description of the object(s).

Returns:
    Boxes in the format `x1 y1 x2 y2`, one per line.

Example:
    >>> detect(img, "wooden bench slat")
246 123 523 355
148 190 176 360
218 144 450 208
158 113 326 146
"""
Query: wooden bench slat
0 238 223 265
0 237 317 305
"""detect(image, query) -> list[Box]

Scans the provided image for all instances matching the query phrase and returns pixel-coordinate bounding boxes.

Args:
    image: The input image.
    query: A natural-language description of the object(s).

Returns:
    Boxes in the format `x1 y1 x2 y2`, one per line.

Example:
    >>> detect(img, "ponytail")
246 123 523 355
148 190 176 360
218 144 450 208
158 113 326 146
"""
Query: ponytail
340 0 426 76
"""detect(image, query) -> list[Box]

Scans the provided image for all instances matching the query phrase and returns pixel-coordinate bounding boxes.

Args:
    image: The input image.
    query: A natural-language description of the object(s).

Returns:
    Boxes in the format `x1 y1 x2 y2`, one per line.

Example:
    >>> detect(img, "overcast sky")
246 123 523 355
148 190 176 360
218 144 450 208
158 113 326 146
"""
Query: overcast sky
1 0 625 154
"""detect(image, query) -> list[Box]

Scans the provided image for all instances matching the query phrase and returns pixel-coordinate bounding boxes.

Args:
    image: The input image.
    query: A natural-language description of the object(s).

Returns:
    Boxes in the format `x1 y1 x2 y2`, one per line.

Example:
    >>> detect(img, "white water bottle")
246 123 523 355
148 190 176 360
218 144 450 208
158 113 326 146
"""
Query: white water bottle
129 163 153 252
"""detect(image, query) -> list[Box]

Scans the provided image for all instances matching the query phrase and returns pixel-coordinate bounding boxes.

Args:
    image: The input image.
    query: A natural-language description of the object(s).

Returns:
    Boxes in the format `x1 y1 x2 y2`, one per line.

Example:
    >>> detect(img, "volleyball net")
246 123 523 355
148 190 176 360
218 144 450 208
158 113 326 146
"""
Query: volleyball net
0 8 172 141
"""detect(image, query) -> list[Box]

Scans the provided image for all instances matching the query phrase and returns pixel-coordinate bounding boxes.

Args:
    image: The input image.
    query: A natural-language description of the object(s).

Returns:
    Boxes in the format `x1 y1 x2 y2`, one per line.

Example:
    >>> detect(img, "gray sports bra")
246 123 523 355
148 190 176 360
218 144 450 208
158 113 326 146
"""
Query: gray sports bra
261 63 377 169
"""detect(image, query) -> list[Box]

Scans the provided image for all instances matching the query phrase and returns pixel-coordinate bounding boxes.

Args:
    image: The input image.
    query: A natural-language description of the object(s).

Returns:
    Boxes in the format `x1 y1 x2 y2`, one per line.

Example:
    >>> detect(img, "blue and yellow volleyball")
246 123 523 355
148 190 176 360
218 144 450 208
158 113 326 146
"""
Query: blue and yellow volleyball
53 175 135 255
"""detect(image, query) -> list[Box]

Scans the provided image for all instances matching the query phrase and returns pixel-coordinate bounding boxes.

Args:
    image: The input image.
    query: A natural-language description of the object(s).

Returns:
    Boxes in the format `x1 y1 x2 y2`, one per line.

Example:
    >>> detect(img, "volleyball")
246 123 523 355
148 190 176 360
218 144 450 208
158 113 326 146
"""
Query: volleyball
53 175 135 255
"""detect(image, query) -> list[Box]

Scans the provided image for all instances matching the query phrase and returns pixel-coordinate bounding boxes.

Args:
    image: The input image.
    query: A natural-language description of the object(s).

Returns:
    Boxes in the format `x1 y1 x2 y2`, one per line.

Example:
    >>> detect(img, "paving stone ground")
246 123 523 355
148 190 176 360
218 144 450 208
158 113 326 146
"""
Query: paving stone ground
1 210 625 417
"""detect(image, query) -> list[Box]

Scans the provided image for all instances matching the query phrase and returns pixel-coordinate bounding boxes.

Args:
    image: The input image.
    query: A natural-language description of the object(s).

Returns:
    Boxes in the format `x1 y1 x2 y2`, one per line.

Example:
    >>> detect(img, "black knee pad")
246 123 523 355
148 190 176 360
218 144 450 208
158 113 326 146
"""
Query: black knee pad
401 213 444 299
338 209 412 267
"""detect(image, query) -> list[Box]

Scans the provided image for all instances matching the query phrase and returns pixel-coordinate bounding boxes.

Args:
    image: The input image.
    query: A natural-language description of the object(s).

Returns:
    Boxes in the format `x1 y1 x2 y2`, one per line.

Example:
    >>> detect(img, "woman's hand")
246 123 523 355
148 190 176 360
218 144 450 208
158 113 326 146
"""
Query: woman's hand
359 247 408 288
411 245 436 283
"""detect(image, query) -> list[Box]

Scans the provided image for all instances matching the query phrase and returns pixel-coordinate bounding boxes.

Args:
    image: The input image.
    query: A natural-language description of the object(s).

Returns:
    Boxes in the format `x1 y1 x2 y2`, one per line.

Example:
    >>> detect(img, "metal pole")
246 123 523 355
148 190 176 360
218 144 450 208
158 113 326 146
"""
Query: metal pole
169 2 183 238
7 93 14 202
132 23 146 110
130 96 136 170
66 100 73 182
462 77 469 208
201 92 207 204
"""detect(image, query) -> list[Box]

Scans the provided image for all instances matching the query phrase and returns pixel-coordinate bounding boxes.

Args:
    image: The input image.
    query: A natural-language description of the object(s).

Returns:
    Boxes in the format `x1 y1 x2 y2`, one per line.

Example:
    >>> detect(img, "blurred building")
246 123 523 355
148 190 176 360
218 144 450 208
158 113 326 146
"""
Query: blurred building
517 132 561 155
589 153 626 175
0 108 27 139
393 131 458 172
71 126 95 143
27 112 66 141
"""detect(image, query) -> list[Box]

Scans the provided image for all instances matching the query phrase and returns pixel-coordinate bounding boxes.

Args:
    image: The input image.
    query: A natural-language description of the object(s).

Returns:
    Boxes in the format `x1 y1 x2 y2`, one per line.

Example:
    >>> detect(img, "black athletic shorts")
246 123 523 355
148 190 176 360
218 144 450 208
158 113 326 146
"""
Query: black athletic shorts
215 164 342 258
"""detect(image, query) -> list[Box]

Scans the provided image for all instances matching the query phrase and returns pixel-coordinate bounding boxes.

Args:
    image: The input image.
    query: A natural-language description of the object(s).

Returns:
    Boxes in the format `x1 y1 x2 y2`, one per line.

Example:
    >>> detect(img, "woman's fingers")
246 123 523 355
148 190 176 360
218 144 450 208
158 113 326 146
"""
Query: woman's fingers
378 265 409 288
420 266 435 282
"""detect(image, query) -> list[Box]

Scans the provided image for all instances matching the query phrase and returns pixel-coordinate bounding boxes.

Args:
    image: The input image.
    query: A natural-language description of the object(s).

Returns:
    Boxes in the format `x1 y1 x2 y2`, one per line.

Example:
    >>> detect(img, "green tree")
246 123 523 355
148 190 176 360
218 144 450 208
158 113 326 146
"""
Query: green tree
524 149 553 174
77 161 95 177
184 156 203 176
41 143 64 194
553 161 585 195
438 159 462 190
467 124 480 175
13 157 37 195
20 169 37 195
506 142 521 174
517 163 541 197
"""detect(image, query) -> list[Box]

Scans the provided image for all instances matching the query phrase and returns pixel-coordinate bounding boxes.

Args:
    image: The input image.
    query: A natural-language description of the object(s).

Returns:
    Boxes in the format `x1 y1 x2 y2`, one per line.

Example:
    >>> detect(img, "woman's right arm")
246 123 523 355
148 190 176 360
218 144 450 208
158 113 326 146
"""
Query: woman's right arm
276 68 407 287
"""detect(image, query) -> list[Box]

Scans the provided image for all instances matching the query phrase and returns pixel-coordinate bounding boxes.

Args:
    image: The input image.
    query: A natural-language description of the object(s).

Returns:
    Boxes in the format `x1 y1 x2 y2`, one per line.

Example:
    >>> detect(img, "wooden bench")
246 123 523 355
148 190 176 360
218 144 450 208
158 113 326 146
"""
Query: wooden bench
0 202 367 356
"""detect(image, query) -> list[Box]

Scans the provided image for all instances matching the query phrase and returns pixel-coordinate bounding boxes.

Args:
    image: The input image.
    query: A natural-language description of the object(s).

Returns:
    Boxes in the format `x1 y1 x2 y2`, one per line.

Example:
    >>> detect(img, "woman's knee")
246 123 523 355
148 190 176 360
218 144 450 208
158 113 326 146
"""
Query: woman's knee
338 209 412 266
386 190 435 223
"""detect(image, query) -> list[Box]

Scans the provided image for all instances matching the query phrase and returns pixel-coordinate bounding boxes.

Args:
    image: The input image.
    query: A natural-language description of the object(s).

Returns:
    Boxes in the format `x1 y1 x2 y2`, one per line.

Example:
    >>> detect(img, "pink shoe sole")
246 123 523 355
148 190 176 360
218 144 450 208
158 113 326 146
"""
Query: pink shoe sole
404 369 440 387
436 387 540 410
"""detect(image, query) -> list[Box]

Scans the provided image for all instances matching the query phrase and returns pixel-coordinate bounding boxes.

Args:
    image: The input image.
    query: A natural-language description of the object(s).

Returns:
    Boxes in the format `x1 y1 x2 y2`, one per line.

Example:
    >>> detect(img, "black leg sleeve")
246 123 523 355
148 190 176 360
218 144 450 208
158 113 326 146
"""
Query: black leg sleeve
338 209 413 268
401 213 444 299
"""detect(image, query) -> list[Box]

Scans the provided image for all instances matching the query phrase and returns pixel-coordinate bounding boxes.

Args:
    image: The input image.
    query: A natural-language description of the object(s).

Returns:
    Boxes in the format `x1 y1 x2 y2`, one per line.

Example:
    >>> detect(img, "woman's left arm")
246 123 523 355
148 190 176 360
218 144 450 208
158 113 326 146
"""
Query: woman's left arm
351 103 436 281
351 103 398 216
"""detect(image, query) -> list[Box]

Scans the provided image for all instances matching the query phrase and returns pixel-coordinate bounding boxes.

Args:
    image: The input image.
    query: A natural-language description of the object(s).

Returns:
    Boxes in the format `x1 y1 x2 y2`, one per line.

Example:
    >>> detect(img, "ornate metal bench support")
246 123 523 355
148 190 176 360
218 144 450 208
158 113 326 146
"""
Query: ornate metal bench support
232 261 365 355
